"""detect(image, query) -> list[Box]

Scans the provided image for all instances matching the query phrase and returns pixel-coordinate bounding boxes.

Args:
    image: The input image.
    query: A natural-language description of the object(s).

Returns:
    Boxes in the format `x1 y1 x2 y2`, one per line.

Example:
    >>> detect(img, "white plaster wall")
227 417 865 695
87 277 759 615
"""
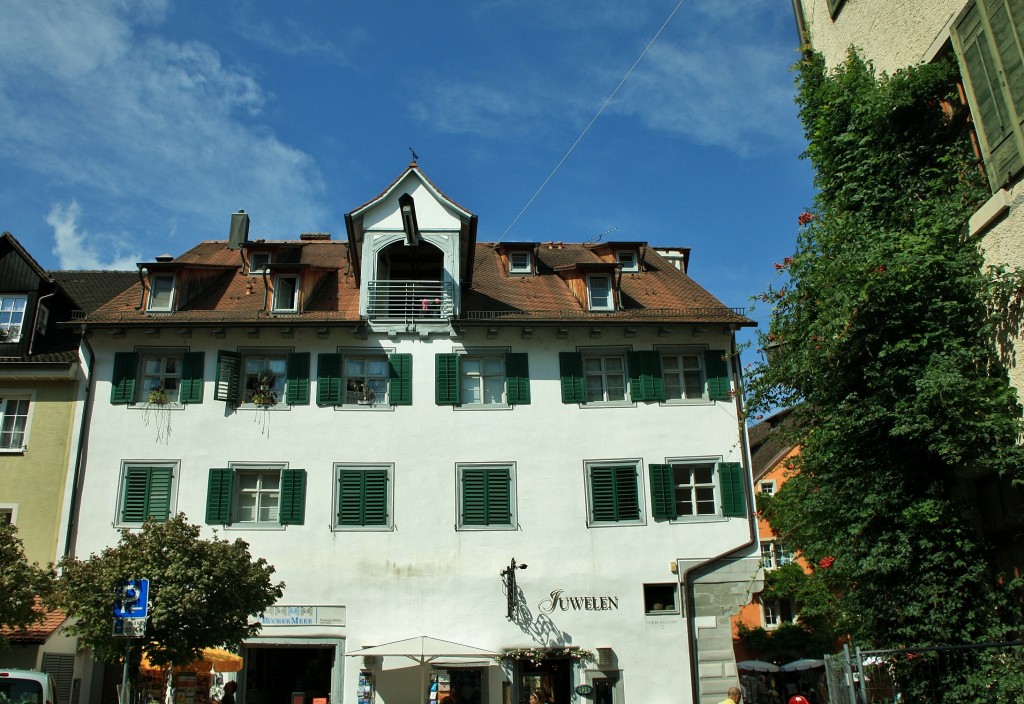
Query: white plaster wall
73 326 754 704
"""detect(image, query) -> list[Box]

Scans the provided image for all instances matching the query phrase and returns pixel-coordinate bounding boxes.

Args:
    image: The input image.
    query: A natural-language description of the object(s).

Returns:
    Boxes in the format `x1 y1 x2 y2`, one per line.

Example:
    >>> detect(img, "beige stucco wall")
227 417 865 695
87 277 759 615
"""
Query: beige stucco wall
0 379 79 565
801 0 1024 395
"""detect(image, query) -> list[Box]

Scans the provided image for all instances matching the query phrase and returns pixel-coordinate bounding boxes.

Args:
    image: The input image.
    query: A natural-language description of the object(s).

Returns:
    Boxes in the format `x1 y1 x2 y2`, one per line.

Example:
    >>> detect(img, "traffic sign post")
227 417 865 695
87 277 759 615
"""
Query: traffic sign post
112 578 150 704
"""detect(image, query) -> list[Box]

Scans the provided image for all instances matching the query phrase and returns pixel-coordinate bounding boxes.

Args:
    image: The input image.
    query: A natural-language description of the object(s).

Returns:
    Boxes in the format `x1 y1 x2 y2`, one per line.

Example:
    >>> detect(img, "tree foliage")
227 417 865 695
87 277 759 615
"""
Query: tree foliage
52 515 283 669
0 522 55 648
747 47 1024 655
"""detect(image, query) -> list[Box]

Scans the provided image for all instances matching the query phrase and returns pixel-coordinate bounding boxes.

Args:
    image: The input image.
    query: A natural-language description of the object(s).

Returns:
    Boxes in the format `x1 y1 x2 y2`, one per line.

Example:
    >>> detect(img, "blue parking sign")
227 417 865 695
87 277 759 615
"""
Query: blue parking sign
113 579 149 619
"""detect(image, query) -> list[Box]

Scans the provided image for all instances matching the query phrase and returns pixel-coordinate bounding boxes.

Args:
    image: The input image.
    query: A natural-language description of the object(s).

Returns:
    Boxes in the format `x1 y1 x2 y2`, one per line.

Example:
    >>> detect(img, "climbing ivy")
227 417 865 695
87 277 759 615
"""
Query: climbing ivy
747 45 1024 669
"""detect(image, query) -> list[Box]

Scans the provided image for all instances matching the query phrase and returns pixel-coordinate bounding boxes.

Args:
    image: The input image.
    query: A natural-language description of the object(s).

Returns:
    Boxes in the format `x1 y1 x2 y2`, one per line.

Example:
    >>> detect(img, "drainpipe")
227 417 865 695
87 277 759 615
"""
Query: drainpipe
28 291 54 356
683 331 759 704
791 0 809 49
62 329 96 558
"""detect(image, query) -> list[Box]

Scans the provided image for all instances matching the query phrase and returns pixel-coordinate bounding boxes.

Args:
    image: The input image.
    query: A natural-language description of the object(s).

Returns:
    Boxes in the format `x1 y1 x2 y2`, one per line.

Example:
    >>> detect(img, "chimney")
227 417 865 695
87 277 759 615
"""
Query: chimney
300 232 331 241
228 210 250 250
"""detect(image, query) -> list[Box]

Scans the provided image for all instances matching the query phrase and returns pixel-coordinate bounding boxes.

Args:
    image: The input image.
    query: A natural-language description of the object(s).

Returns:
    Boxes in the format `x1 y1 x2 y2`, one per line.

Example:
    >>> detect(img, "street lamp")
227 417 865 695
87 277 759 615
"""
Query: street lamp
500 558 528 620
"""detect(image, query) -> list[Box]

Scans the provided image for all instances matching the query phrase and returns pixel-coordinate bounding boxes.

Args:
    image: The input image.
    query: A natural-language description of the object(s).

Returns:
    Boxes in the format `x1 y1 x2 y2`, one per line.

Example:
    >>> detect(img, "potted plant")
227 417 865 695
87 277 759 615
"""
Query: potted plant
250 370 278 407
147 387 169 405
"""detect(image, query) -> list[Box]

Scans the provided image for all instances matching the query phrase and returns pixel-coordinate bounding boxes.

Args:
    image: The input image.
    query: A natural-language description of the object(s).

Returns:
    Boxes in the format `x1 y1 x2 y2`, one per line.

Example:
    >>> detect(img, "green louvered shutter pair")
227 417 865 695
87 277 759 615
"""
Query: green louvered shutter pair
461 467 512 526
120 466 174 523
649 462 746 518
111 351 205 404
337 470 389 526
318 354 412 406
590 465 640 522
435 353 530 405
205 468 306 525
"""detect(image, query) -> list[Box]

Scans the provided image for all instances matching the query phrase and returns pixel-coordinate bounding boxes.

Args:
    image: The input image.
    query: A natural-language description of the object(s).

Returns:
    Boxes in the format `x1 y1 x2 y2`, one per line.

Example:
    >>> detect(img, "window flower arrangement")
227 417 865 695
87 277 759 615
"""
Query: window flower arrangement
496 647 594 666
143 386 172 443
251 370 278 407
146 387 169 405
0 328 10 342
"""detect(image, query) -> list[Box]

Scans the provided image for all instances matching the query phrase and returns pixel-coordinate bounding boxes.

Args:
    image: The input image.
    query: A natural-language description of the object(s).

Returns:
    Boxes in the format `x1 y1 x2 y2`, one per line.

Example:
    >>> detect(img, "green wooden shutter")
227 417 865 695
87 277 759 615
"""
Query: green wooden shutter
388 354 412 405
286 352 310 405
111 352 139 405
214 351 240 402
704 350 731 401
435 353 460 405
337 470 389 526
279 469 306 525
206 468 234 524
719 462 747 518
559 352 585 404
590 465 639 522
952 0 1024 190
179 352 205 404
649 464 675 519
317 353 343 405
461 467 511 526
146 466 173 520
121 466 173 523
628 351 665 402
504 352 531 405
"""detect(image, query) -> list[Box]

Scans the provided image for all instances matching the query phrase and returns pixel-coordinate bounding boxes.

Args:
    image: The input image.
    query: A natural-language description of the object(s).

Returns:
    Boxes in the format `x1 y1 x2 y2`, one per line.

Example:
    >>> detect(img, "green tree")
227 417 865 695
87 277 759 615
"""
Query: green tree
0 522 55 648
747 47 1024 656
52 514 283 670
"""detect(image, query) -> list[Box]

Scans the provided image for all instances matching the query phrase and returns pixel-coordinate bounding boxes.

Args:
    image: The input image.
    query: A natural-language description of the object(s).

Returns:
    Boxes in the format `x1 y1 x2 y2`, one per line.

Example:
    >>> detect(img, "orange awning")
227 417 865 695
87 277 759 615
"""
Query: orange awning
141 648 243 674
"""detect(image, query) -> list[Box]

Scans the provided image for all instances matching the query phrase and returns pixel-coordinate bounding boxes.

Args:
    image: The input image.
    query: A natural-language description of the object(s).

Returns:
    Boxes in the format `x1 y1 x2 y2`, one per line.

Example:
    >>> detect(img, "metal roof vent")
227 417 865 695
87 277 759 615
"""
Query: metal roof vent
155 253 174 262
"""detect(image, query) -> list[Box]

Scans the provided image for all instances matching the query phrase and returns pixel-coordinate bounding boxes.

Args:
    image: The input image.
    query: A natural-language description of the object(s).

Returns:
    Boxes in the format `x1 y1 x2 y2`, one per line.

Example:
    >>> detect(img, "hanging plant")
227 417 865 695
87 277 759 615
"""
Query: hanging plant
495 647 594 666
142 387 172 443
250 370 278 407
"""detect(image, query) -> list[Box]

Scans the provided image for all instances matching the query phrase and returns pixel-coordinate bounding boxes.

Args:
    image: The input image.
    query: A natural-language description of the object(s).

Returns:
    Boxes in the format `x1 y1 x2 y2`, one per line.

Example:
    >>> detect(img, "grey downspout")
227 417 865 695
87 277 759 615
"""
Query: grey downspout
63 329 95 557
684 332 758 704
28 291 55 356
791 0 809 48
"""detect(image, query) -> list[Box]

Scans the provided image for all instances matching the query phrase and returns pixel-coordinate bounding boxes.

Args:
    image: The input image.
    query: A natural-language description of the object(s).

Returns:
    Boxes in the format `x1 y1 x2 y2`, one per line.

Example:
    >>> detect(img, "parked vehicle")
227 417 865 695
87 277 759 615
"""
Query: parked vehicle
0 669 59 704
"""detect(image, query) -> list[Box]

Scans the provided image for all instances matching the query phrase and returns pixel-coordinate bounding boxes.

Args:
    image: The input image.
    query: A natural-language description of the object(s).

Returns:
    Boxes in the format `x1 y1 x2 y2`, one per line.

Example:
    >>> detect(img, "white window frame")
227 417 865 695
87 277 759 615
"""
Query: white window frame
114 461 179 528
643 583 680 615
584 458 645 527
459 353 507 407
0 294 28 342
456 462 517 530
616 250 639 272
138 349 186 405
333 463 394 531
230 462 287 529
0 504 18 525
0 393 33 453
663 457 724 520
147 274 175 312
248 251 272 274
582 348 631 405
341 351 391 408
762 597 797 630
657 346 708 402
760 540 793 570
509 251 532 274
586 274 614 311
241 349 288 407
758 480 776 496
272 275 299 313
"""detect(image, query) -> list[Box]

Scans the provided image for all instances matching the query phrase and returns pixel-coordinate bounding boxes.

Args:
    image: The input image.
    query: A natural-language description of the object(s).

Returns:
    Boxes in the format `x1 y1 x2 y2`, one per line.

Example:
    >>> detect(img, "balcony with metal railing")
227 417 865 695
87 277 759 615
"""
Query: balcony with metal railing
365 280 454 322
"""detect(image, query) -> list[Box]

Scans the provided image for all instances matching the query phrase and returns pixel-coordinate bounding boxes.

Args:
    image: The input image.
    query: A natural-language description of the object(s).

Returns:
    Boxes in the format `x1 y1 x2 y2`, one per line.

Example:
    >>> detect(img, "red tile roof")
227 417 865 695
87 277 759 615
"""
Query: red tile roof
0 602 67 644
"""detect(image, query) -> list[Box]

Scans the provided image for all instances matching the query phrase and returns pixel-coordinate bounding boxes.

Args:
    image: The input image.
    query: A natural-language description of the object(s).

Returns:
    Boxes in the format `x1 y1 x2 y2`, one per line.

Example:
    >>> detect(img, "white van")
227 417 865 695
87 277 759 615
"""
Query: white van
0 669 59 704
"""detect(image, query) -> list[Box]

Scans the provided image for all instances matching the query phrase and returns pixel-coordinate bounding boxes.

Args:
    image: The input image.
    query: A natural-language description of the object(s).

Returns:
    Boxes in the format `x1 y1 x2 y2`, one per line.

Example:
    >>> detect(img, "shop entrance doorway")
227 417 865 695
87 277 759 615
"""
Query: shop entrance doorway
244 645 334 704
517 658 571 704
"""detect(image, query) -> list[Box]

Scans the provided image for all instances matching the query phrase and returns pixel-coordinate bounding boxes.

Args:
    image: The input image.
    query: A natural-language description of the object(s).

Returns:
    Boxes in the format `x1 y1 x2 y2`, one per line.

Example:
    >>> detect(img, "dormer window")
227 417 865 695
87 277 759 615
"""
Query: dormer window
587 274 613 311
273 275 299 312
0 295 27 342
616 250 639 272
148 274 175 312
249 252 272 274
509 251 532 275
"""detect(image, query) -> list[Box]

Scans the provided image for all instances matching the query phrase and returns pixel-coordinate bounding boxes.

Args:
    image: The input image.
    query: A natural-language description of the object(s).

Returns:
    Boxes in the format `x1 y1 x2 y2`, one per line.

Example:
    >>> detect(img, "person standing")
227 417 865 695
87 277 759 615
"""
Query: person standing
219 681 237 704
719 686 742 703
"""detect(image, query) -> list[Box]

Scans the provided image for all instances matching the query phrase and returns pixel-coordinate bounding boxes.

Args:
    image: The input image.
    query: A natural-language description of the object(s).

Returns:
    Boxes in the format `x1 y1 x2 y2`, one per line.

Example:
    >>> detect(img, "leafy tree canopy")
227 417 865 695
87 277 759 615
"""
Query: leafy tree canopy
747 48 1024 651
0 522 55 648
52 515 283 669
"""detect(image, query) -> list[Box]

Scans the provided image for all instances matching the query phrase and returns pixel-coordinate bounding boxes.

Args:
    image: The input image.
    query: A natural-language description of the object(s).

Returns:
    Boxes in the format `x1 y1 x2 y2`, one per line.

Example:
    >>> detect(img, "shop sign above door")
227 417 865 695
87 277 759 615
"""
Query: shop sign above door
255 605 347 627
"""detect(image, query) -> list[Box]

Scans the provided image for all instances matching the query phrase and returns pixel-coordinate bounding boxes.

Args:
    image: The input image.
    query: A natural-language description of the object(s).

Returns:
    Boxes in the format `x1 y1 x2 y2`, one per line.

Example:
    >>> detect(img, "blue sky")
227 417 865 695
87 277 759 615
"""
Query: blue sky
0 0 812 344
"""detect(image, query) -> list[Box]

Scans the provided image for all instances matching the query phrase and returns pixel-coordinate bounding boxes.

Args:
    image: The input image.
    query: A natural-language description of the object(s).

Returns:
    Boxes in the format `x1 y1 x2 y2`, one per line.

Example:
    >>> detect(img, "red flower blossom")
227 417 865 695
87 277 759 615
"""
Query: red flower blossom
797 212 814 225
819 556 835 569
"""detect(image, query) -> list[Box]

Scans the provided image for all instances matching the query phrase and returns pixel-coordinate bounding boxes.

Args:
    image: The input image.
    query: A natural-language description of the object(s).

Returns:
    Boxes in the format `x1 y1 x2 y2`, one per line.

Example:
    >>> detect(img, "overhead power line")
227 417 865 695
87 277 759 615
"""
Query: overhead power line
498 0 689 242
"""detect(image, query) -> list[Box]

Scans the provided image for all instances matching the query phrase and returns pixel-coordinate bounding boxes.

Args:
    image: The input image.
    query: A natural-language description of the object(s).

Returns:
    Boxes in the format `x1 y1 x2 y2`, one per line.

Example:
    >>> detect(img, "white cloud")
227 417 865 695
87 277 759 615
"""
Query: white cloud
47 201 141 270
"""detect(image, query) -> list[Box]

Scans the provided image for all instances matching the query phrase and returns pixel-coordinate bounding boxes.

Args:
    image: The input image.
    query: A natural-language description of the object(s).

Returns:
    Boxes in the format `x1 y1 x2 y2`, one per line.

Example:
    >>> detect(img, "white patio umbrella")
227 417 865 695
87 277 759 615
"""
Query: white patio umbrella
737 660 780 672
779 658 825 672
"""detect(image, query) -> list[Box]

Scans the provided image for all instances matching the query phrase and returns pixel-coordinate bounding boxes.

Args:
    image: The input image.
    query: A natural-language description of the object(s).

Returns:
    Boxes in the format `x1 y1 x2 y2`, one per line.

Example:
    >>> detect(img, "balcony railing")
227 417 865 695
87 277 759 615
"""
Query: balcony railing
366 280 454 322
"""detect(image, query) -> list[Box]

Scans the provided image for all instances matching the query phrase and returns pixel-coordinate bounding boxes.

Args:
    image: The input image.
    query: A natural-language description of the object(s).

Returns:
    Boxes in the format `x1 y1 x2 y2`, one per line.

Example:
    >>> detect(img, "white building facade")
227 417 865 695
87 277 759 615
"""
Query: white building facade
69 165 761 704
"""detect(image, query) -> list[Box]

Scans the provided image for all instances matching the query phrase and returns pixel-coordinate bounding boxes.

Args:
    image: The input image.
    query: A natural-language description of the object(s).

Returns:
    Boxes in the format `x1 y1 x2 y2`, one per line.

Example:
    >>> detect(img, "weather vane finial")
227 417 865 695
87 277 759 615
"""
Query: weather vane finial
409 147 419 163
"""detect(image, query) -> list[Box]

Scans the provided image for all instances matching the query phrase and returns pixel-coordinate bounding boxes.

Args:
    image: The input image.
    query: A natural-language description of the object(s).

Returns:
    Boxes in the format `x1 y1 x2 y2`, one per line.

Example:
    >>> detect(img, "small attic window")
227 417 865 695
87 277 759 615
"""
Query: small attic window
587 274 614 311
249 252 272 274
509 251 532 275
148 274 175 312
616 250 639 272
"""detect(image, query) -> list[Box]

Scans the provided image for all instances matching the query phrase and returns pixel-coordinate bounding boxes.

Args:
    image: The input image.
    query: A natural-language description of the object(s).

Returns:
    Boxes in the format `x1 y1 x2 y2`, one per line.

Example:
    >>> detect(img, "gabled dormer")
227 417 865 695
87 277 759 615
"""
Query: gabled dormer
344 163 478 327
588 241 646 273
138 254 236 314
497 242 538 276
554 262 622 312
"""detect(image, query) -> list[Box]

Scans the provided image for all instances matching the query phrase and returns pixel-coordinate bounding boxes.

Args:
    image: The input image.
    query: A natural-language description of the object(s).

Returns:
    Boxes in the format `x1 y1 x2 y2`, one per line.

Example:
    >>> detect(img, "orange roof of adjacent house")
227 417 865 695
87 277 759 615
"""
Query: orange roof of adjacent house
0 603 67 644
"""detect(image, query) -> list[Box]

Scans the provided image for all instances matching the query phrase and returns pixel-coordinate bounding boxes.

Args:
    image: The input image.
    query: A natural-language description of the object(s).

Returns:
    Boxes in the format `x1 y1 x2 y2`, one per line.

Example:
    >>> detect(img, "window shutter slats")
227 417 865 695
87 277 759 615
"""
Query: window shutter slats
338 470 389 526
504 352 531 405
435 353 460 405
362 471 389 525
286 352 311 405
649 464 675 519
121 466 150 523
317 353 344 405
111 352 139 405
704 350 731 401
460 467 511 526
461 468 488 525
214 351 240 402
590 467 618 522
719 462 747 517
206 468 234 524
559 352 585 404
628 351 665 402
279 468 306 525
146 466 173 520
388 354 412 405
179 352 205 404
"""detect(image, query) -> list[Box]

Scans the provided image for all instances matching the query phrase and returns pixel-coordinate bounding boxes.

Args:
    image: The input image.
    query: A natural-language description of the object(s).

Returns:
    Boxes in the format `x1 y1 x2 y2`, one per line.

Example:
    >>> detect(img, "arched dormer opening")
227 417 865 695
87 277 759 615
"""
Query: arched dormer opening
376 239 444 282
